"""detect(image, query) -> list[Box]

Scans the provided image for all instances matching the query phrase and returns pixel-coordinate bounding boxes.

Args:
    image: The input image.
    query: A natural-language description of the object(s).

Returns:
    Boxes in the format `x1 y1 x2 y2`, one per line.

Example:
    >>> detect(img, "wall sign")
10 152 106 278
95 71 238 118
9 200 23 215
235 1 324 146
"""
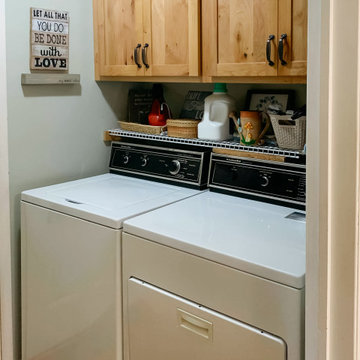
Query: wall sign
30 7 69 71
180 91 212 120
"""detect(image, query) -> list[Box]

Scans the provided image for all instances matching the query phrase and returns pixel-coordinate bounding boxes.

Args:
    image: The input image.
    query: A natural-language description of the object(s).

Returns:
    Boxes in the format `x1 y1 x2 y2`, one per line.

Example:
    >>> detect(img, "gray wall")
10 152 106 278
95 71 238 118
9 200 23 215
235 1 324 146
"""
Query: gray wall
163 83 306 118
5 1 130 358
6 2 306 359
129 82 306 118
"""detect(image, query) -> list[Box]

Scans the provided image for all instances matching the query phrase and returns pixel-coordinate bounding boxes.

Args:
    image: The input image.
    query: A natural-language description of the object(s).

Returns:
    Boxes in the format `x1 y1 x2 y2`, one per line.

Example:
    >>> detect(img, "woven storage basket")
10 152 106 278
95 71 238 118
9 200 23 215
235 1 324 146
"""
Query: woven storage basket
270 115 306 150
166 119 200 139
118 121 166 135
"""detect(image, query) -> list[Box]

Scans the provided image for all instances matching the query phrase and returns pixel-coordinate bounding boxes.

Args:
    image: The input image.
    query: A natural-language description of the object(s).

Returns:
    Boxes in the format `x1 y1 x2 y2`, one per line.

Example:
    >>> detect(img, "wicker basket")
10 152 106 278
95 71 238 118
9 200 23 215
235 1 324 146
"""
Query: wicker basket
118 121 166 135
270 115 306 150
166 119 200 139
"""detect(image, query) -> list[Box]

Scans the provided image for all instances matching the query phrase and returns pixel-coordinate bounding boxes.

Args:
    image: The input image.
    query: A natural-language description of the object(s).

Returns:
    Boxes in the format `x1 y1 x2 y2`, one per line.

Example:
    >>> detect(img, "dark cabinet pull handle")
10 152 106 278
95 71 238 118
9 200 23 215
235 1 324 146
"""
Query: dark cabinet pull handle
134 44 142 68
278 33 288 66
266 34 275 66
142 43 150 69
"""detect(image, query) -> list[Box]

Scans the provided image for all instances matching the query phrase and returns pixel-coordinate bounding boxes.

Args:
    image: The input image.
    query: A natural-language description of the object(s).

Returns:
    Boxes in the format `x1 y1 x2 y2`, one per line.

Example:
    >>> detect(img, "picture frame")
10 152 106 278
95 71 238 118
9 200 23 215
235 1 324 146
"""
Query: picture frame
245 90 295 112
180 90 212 120
127 88 153 124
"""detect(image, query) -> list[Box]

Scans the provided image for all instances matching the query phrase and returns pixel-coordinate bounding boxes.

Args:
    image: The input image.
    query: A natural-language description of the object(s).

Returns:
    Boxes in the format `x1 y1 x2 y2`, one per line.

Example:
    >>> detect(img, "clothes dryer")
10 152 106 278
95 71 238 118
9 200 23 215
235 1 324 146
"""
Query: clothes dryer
122 153 306 360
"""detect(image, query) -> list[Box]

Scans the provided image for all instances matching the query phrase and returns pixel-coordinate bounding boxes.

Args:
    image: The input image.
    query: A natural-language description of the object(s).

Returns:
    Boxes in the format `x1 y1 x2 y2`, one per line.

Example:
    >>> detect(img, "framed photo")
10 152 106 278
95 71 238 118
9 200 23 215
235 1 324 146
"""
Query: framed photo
246 90 294 112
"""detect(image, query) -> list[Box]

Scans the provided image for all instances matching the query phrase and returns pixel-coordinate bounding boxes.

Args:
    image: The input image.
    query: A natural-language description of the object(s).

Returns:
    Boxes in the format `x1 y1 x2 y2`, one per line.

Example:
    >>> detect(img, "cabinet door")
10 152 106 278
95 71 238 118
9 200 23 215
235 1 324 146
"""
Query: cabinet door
94 0 144 77
277 0 307 76
203 0 278 77
142 0 200 77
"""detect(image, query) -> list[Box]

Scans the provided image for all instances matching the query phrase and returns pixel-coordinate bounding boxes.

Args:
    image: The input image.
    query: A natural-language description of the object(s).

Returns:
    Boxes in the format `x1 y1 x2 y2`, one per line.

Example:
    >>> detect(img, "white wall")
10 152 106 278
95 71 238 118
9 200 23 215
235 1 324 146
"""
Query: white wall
5 1 131 358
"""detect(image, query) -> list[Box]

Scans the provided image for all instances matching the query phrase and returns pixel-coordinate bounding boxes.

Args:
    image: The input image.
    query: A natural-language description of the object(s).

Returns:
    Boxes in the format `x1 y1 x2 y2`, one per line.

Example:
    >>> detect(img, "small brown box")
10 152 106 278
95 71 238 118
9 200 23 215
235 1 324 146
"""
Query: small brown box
166 119 200 139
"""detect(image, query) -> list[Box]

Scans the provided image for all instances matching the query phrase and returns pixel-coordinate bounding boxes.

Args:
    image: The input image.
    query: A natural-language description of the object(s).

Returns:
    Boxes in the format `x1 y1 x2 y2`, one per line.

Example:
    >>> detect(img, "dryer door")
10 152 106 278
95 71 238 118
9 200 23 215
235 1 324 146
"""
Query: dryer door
127 278 287 360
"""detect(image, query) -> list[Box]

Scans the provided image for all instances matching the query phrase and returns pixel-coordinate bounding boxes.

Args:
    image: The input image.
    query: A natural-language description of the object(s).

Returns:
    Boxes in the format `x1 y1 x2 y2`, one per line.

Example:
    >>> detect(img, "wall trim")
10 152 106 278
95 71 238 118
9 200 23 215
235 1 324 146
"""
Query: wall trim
0 0 14 358
356 0 360 354
307 0 360 358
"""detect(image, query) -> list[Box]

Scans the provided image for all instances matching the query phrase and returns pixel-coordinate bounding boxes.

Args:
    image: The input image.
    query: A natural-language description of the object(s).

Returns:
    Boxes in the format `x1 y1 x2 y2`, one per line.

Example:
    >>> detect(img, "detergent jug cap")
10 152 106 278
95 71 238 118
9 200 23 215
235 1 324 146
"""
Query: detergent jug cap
213 83 227 93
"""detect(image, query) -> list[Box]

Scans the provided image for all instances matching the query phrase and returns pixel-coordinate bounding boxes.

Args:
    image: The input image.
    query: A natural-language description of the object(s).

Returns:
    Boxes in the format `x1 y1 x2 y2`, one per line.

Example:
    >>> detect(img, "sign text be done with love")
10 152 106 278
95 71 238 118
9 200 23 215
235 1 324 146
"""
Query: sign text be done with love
30 8 69 71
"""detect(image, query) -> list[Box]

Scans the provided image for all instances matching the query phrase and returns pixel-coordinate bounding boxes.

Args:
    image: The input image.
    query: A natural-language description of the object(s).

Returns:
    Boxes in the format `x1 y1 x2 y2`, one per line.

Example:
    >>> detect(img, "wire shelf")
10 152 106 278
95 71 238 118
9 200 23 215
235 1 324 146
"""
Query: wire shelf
107 129 304 159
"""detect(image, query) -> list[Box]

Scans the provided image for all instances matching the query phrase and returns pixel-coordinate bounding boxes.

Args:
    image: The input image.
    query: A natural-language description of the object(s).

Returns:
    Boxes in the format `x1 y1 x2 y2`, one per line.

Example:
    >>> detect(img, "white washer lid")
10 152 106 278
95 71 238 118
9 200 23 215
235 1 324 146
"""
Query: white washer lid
21 173 202 229
123 191 306 289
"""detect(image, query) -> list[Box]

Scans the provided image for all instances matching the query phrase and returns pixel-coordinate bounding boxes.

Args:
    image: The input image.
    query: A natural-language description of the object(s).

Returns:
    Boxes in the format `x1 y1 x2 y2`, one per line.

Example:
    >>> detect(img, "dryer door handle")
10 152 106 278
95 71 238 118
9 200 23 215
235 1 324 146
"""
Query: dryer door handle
177 308 213 341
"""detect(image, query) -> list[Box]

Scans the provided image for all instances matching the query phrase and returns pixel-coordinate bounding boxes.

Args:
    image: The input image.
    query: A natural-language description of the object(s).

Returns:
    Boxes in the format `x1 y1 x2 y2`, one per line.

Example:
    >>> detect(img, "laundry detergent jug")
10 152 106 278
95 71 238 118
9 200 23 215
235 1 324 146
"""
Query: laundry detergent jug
197 83 235 141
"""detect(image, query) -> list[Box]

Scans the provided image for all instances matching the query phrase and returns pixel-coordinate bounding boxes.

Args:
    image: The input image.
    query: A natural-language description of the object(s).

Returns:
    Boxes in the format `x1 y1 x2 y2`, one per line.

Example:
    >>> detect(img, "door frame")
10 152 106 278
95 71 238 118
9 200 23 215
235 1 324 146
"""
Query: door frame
1 0 360 359
0 0 14 358
306 0 360 358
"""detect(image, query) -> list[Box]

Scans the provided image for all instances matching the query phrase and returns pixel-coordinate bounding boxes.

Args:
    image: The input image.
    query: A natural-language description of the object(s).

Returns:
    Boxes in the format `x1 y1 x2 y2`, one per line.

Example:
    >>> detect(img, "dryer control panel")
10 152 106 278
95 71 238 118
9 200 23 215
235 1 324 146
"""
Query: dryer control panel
209 153 306 209
109 142 210 189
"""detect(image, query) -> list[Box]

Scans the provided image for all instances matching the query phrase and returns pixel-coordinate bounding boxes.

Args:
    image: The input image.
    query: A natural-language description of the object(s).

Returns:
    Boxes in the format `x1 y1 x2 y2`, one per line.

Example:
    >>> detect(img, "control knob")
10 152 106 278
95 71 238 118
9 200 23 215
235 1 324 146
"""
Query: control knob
260 175 270 187
122 155 130 164
169 160 181 175
141 156 148 167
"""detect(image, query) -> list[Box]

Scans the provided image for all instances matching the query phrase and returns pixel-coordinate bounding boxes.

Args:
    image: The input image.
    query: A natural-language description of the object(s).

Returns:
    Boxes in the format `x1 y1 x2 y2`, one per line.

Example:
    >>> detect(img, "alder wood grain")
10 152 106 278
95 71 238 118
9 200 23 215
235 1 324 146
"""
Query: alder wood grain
94 0 144 77
203 0 278 77
96 75 306 84
143 0 200 77
94 0 307 80
278 0 308 76
202 0 307 78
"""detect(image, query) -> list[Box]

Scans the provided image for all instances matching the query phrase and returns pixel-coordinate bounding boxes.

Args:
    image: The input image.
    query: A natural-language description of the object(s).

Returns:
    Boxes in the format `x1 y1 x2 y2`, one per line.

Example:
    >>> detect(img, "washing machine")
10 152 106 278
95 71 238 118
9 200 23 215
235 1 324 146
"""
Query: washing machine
122 153 306 360
21 141 210 360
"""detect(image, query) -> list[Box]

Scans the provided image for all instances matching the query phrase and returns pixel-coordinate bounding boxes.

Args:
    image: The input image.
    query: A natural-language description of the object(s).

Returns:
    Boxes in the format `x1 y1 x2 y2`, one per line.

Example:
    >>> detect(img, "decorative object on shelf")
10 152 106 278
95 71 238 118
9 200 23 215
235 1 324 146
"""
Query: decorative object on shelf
22 8 79 84
118 121 166 135
198 83 236 141
166 119 200 139
179 91 212 120
230 111 271 146
270 115 306 150
30 7 69 71
148 84 172 126
246 90 294 113
127 88 153 124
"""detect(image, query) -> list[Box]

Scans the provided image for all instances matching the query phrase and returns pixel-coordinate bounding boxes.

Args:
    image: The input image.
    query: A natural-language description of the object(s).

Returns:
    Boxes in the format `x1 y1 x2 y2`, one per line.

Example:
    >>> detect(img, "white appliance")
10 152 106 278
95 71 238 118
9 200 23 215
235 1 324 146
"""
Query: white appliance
21 142 209 360
122 153 306 360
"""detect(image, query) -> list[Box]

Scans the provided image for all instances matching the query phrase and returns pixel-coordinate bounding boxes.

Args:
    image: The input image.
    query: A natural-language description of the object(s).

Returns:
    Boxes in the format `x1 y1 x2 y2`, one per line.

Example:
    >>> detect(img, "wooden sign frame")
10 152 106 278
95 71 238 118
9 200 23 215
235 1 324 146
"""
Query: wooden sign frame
30 7 69 72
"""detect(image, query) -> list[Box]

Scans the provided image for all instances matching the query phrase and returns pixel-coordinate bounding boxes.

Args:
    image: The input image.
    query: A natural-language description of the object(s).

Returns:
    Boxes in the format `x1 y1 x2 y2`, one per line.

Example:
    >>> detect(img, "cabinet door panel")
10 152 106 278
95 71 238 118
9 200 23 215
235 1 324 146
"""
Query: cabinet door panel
94 0 144 77
204 0 278 77
278 0 307 76
143 0 200 77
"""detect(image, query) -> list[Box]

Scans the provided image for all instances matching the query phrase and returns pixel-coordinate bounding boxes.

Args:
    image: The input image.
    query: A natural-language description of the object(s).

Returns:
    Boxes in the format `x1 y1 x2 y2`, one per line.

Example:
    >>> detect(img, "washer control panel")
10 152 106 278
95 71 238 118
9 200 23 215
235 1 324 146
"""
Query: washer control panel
109 142 210 188
209 153 306 209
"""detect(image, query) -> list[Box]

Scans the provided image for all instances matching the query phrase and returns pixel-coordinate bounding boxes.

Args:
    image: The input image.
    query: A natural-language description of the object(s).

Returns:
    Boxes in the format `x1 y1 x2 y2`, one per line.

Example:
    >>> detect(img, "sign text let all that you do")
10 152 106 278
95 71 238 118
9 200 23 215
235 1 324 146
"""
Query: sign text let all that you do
30 8 69 71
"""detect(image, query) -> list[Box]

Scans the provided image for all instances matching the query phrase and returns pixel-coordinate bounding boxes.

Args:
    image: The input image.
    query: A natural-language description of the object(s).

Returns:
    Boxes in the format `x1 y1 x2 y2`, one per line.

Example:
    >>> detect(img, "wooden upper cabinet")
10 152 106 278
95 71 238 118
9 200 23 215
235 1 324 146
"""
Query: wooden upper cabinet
94 0 144 77
202 0 307 79
203 0 278 77
93 0 307 80
278 0 307 76
93 0 200 79
143 0 200 77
